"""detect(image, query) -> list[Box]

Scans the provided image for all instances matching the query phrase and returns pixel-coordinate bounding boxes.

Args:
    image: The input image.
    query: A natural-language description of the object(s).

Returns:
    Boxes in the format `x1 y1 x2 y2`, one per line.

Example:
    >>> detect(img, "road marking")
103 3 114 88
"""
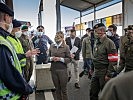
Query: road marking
44 91 54 100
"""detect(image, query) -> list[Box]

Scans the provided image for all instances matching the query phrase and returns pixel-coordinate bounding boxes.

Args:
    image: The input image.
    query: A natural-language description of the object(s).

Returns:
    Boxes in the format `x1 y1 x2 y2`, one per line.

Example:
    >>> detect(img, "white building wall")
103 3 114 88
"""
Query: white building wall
42 0 56 41
123 0 133 28
75 2 122 24
75 2 122 36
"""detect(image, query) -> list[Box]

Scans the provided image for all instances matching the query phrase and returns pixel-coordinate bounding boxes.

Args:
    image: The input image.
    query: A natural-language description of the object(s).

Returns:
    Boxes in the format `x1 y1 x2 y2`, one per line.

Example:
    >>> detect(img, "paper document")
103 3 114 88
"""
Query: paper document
70 46 78 54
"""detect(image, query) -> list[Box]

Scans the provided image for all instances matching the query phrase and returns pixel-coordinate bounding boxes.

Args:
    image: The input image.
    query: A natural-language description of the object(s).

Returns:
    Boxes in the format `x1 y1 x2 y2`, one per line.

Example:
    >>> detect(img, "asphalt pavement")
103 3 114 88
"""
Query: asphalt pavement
29 60 91 100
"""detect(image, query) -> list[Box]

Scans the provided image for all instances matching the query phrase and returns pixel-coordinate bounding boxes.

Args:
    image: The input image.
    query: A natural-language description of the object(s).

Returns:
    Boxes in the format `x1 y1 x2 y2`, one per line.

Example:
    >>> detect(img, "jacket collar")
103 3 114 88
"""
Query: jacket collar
0 27 10 39
99 34 107 43
54 41 64 48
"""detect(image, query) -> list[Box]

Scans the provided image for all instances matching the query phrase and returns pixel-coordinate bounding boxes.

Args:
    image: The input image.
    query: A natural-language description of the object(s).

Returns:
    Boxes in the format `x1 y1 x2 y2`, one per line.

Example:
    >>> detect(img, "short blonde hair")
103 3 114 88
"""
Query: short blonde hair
56 31 64 39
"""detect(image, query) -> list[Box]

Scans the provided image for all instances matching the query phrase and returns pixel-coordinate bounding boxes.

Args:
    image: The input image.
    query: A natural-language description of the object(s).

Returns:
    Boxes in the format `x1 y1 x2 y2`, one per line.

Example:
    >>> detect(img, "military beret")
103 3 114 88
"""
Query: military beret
86 28 91 31
21 25 28 30
124 28 128 32
86 28 93 31
0 3 14 16
12 19 22 28
93 23 105 29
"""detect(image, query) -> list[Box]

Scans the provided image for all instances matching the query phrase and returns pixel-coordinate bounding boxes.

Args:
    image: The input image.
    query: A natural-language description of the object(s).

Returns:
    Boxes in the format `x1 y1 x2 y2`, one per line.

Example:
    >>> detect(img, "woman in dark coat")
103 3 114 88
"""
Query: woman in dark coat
49 31 71 100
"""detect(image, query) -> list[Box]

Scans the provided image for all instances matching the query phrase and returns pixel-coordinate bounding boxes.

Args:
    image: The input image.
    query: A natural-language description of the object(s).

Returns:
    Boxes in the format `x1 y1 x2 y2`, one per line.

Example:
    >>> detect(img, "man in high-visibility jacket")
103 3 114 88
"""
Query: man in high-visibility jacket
7 19 26 72
0 3 33 99
8 19 40 79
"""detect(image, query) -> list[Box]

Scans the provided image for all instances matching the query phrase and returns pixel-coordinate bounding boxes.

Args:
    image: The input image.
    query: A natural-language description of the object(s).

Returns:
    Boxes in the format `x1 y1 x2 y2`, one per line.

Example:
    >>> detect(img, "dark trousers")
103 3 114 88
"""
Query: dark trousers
36 51 47 64
90 74 106 100
51 69 68 100
83 58 92 72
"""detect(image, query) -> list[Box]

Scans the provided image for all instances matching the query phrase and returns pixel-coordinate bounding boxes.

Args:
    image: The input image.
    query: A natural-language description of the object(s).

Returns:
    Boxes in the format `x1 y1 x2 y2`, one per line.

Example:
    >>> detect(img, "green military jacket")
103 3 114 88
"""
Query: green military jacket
118 35 128 73
120 36 133 71
19 34 34 82
99 71 133 100
93 35 117 76
82 36 93 59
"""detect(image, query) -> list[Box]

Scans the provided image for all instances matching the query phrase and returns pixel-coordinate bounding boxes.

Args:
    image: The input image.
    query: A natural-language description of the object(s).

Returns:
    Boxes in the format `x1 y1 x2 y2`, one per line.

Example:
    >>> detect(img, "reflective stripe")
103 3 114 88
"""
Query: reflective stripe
7 36 26 67
0 88 11 96
0 84 20 99
108 53 118 62
0 83 7 90
0 37 22 73
0 92 20 100
20 58 26 67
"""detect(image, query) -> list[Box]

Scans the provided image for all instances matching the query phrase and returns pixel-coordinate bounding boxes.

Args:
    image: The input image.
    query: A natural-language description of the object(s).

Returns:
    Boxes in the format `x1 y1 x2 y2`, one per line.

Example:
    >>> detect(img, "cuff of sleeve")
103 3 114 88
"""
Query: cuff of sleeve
60 58 64 63
50 57 53 61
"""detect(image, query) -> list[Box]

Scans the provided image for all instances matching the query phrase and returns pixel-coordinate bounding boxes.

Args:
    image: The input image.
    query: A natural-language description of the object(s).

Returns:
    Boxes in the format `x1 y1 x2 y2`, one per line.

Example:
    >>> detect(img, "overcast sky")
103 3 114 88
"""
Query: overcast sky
13 0 79 30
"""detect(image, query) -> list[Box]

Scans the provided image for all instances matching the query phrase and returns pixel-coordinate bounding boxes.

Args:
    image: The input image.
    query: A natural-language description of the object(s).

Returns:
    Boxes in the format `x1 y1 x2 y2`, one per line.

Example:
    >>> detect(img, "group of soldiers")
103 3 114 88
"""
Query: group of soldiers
100 25 133 100
89 23 133 100
78 22 133 100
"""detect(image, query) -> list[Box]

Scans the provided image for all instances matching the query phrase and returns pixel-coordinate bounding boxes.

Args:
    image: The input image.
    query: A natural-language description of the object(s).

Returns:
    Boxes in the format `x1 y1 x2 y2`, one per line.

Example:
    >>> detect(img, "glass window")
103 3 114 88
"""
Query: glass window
112 14 122 26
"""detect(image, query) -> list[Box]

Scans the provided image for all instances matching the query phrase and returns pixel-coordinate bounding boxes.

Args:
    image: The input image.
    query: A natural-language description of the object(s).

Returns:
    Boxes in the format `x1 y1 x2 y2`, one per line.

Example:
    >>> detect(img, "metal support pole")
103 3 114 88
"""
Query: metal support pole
94 4 96 26
56 0 61 32
80 11 82 37
122 0 124 35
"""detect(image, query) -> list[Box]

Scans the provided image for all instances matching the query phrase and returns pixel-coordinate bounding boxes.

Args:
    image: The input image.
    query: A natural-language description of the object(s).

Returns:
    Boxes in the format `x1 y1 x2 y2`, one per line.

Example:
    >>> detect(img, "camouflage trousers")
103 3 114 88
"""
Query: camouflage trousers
24 58 33 82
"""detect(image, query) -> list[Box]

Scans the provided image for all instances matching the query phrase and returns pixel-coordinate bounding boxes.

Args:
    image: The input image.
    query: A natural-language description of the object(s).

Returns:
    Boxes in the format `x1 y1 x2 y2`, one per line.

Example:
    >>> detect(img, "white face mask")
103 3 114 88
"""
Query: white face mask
107 31 112 36
15 31 22 38
7 23 13 33
23 31 27 35
37 32 43 36
23 31 31 37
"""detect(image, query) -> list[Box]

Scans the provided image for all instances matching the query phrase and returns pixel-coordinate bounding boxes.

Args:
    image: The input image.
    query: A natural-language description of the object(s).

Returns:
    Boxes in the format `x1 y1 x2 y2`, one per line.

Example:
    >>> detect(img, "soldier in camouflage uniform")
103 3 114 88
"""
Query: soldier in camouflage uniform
119 25 133 72
90 23 118 100
19 25 34 82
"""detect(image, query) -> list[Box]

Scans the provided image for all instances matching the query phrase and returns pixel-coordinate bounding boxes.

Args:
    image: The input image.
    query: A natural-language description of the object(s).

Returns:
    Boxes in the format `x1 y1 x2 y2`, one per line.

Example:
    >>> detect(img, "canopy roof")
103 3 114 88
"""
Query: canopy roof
60 0 112 12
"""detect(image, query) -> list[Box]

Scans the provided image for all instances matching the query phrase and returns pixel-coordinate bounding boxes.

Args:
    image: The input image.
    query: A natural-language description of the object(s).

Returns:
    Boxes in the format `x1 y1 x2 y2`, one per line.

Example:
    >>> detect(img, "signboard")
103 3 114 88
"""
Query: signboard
106 17 112 27
75 23 85 31
65 26 75 31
